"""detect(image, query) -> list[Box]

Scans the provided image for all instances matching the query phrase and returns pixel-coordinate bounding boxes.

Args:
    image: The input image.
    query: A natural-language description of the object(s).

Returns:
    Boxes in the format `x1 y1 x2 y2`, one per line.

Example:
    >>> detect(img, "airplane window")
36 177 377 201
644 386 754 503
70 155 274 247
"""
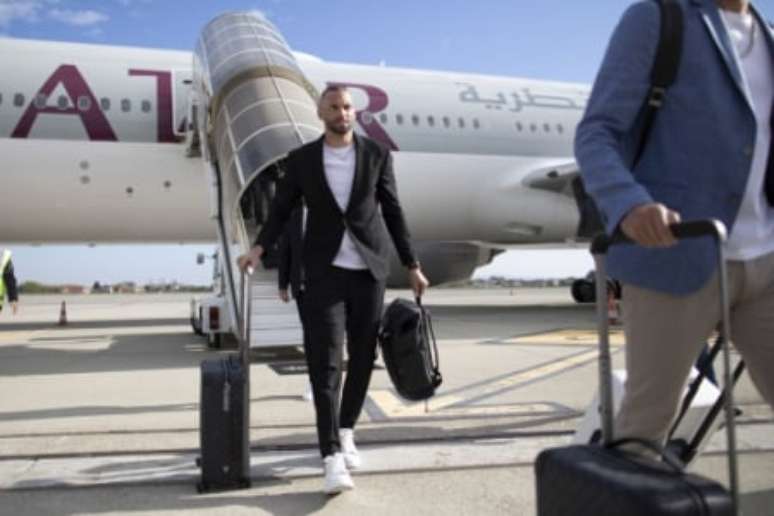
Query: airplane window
557 124 564 134
530 123 537 132
14 93 25 107
121 99 131 112
427 116 435 127
515 122 523 132
379 113 388 124
0 93 2 106
543 123 551 132
100 98 111 111
34 93 47 109
396 114 404 125
473 118 480 129
458 118 465 129
411 114 419 126
442 116 450 128
141 100 152 113
57 95 70 110
78 96 92 112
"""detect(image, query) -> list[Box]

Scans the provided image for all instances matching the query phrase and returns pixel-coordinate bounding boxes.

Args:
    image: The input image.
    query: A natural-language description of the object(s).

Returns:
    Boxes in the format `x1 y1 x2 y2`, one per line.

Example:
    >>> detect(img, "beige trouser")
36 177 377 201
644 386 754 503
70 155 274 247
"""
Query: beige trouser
616 250 774 444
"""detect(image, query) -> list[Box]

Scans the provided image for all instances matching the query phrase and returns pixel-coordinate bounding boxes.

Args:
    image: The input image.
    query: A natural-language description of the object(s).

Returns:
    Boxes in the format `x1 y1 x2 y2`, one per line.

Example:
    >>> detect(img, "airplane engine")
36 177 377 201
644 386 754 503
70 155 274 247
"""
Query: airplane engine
385 242 501 288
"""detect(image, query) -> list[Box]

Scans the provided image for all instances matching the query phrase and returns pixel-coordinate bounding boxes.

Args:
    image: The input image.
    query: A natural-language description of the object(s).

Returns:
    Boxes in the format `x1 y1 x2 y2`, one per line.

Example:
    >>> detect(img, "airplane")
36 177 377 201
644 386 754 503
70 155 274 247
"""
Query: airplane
0 12 596 293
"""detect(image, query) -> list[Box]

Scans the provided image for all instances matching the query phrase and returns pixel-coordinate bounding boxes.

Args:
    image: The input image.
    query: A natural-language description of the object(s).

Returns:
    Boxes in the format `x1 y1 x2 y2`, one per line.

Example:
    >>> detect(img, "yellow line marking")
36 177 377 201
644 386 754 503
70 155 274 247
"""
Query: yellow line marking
502 329 625 346
370 348 600 418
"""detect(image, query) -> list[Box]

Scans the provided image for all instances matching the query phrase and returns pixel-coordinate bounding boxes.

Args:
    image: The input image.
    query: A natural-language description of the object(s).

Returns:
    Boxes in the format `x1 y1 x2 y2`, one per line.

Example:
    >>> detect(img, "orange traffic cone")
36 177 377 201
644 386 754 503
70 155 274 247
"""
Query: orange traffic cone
58 301 68 326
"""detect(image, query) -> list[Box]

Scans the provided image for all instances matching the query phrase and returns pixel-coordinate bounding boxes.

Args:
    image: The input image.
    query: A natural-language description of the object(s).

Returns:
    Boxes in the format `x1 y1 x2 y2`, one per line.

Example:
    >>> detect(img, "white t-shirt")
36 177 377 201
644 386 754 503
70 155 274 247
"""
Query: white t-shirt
721 9 774 260
323 142 368 270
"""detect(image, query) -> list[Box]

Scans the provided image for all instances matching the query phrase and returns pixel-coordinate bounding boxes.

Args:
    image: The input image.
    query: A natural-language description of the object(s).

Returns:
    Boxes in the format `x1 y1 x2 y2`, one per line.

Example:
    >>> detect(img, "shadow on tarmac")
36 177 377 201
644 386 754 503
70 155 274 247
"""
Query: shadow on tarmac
8 475 335 516
0 318 190 331
0 332 212 376
740 489 774 515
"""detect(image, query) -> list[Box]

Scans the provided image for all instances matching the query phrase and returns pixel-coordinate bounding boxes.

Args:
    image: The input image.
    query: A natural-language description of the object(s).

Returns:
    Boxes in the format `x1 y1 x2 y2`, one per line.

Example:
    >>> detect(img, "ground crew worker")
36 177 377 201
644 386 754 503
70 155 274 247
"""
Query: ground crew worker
1 249 19 315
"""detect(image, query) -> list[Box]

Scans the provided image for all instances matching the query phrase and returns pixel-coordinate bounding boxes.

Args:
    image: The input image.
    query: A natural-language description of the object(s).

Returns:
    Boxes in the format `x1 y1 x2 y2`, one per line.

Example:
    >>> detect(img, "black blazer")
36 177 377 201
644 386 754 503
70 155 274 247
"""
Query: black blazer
257 134 417 282
277 206 304 298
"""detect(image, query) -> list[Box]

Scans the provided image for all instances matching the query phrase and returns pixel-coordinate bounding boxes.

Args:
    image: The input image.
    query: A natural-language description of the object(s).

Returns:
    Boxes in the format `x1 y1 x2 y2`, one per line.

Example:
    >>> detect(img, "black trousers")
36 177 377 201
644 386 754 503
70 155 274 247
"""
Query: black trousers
303 266 385 458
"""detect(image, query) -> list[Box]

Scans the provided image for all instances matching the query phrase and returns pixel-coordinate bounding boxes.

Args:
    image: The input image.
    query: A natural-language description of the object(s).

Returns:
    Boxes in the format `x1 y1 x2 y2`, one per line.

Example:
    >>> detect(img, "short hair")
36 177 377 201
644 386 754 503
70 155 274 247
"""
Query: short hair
319 84 349 103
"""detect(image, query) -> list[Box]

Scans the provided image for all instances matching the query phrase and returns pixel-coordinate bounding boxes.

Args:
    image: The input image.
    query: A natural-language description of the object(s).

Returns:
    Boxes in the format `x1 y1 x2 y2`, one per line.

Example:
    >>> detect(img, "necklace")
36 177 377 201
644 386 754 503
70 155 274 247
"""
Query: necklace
738 17 757 59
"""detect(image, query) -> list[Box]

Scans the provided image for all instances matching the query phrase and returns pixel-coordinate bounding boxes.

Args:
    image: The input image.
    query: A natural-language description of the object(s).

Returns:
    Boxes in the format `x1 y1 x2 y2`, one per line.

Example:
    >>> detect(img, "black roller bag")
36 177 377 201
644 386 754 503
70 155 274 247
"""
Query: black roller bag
535 221 739 516
379 297 442 401
197 273 252 492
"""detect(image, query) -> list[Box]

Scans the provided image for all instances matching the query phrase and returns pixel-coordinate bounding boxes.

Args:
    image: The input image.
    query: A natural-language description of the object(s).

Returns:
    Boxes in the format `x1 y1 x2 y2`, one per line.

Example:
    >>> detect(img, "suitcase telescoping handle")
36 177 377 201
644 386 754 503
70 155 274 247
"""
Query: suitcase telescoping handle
239 267 254 369
591 219 739 512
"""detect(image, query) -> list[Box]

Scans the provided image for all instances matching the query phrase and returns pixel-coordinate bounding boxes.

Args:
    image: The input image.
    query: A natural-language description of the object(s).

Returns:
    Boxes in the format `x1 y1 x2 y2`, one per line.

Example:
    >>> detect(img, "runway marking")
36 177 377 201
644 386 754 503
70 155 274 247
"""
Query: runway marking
501 329 625 347
369 347 602 419
0 331 36 345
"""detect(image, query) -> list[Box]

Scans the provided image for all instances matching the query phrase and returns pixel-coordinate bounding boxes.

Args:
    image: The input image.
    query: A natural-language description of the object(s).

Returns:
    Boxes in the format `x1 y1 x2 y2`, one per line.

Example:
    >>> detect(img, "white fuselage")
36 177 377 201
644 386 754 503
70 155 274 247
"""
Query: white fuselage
0 38 587 244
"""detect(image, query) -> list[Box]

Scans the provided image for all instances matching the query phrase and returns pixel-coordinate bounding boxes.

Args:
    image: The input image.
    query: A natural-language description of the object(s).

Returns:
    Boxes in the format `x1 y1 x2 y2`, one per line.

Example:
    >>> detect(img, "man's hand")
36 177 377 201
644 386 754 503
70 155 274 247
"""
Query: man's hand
278 289 290 303
408 267 430 298
238 245 264 272
620 203 681 247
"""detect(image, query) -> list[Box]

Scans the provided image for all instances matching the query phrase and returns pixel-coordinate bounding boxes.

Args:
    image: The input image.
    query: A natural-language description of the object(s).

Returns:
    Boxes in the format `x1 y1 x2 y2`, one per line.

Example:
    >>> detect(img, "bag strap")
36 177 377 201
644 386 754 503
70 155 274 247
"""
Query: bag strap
416 297 442 386
633 0 684 165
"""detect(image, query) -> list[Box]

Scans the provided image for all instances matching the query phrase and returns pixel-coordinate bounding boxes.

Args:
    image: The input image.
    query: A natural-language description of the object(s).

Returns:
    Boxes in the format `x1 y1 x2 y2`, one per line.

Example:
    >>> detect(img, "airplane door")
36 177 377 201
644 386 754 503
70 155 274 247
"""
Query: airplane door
173 69 192 137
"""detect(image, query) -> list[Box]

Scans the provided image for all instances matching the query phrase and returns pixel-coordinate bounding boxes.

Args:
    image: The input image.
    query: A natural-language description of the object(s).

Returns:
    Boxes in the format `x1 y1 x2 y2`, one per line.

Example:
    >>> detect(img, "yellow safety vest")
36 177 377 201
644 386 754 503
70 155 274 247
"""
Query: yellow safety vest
0 250 11 306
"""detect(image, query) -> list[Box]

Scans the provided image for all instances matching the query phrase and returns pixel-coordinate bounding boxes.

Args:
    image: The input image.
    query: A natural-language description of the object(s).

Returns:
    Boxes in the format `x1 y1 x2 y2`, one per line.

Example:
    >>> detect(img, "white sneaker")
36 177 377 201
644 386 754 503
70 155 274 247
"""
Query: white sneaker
340 428 361 470
323 453 354 494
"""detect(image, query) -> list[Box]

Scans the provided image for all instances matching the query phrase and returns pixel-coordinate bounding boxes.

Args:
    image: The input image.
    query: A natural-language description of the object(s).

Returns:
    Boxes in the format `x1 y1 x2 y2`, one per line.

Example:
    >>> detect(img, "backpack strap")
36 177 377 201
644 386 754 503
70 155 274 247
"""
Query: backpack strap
416 297 442 388
633 0 684 165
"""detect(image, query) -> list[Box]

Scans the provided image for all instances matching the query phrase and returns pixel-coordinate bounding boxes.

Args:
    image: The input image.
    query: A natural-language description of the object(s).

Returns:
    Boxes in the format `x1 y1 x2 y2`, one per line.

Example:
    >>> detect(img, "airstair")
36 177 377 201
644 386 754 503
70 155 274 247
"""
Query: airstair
192 12 322 347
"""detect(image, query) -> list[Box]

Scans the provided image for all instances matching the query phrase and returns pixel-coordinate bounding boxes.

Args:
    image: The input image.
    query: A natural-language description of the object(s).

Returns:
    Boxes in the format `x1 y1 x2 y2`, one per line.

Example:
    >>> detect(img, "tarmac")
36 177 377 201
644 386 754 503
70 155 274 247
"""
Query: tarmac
0 288 772 515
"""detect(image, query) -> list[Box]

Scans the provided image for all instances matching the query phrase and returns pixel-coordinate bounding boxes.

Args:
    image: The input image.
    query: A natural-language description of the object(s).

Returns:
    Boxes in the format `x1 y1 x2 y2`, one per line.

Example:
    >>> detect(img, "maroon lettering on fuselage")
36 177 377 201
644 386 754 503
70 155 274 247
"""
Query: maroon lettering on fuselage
10 65 182 144
128 69 181 143
327 82 398 151
11 64 117 141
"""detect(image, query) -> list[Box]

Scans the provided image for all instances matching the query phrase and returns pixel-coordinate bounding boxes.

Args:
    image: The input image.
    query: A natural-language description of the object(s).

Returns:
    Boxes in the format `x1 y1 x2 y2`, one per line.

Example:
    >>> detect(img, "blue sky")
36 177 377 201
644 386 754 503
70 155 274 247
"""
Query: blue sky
3 0 773 286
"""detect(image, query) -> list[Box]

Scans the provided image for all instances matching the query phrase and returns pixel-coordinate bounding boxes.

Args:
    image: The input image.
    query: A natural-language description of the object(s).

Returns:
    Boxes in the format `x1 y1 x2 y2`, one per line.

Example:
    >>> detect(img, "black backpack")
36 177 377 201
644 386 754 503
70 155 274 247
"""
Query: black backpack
379 298 442 401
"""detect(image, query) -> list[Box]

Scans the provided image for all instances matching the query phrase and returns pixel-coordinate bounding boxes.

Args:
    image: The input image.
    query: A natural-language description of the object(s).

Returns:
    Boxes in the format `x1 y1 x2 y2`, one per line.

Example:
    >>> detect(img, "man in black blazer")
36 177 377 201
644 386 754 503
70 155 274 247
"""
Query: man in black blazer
277 206 305 306
239 85 428 494
276 207 314 402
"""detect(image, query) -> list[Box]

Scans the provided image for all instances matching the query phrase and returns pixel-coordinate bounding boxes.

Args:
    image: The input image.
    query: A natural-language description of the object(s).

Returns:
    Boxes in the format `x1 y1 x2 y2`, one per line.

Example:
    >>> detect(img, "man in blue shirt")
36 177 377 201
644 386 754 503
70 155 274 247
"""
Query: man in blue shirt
576 0 774 446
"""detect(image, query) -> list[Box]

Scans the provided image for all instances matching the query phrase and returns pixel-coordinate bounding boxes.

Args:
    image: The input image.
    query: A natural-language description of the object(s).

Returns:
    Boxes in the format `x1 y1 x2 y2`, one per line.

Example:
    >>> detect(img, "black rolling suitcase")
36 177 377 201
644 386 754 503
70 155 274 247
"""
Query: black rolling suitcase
379 297 442 401
197 271 252 492
535 220 740 516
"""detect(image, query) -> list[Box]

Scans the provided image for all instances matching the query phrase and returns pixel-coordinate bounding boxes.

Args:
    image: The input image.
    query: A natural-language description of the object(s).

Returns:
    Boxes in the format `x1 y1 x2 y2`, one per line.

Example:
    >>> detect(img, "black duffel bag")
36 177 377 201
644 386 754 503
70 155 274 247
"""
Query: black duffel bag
379 297 442 401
